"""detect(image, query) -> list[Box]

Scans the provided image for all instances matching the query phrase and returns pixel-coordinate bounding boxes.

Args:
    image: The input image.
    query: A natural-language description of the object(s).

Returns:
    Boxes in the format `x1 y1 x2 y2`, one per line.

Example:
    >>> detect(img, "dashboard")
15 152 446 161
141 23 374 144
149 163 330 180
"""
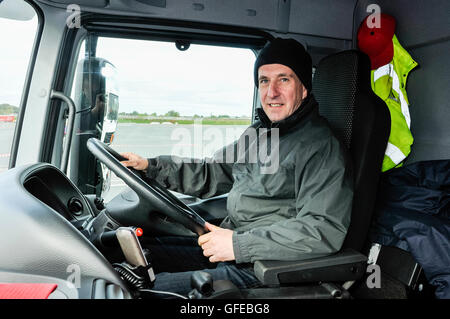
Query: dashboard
0 163 131 299
0 161 227 299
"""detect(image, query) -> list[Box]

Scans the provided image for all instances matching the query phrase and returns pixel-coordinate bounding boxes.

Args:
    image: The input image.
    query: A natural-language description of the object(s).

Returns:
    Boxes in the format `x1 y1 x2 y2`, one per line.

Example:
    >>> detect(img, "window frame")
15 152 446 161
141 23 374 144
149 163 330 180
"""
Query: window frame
7 0 44 169
46 14 272 166
79 14 271 123
29 13 273 197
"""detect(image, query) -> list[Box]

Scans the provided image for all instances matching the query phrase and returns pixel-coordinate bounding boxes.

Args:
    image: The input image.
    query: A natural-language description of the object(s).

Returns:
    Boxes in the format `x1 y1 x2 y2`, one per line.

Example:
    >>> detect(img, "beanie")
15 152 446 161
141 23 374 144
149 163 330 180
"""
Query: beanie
254 38 312 92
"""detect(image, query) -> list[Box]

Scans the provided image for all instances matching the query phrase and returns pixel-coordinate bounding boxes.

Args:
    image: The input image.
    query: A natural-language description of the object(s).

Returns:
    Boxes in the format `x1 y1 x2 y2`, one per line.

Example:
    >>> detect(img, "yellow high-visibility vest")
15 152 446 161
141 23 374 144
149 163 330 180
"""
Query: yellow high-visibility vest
371 34 418 172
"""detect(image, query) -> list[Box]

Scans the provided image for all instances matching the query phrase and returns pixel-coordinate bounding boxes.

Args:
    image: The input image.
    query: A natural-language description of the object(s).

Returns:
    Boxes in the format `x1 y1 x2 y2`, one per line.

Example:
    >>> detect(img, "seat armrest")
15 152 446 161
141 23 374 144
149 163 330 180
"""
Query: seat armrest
253 249 367 287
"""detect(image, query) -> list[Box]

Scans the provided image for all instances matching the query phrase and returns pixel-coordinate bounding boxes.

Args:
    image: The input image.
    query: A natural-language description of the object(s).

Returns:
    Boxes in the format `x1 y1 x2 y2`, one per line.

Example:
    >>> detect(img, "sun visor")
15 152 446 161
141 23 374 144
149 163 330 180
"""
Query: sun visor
0 0 36 21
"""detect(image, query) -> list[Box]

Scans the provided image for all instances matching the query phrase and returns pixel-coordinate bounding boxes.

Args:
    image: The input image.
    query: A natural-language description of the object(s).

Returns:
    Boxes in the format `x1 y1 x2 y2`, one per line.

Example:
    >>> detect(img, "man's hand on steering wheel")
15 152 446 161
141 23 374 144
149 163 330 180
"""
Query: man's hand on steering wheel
87 138 208 235
198 222 235 263
120 152 149 171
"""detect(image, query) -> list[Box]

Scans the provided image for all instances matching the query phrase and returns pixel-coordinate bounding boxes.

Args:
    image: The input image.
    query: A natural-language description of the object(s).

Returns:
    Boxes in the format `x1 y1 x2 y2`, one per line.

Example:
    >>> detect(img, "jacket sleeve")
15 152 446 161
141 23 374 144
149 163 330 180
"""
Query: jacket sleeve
144 143 236 199
232 137 354 263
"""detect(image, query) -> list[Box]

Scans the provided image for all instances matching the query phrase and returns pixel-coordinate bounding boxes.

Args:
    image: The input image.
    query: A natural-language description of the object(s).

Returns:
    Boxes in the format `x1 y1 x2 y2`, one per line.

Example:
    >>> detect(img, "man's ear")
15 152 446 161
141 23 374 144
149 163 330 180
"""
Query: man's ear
302 85 308 100
302 86 308 100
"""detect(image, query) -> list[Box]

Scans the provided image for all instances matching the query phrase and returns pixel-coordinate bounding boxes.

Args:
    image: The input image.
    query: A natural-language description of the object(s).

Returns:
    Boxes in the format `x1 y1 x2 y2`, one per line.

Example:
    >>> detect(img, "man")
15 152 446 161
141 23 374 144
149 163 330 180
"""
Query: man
120 38 354 296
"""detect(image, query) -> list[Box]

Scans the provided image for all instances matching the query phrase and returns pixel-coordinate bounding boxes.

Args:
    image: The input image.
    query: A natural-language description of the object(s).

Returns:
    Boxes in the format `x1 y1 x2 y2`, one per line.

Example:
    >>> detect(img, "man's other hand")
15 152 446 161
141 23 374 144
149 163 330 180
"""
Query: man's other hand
198 222 235 263
120 152 149 171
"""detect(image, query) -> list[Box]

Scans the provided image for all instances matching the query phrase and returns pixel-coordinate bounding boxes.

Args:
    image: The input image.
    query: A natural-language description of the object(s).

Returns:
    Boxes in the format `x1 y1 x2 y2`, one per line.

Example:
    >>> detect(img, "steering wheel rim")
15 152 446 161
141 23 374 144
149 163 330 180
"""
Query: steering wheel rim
86 137 208 236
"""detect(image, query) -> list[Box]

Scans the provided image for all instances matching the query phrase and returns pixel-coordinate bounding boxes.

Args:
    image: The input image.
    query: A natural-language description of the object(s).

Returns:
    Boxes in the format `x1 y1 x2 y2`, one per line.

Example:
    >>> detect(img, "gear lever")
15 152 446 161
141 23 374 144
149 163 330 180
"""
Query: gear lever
115 227 155 285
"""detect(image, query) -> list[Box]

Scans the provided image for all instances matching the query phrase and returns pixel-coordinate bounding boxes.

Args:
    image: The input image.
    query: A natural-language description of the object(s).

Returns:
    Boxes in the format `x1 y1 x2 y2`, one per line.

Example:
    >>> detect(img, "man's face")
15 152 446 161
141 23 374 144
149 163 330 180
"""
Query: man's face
258 64 307 122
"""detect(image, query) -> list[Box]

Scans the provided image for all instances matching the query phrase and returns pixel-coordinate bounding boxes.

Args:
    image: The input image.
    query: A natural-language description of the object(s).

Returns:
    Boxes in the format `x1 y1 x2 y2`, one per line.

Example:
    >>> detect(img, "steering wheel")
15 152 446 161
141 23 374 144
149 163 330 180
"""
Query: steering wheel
86 137 208 236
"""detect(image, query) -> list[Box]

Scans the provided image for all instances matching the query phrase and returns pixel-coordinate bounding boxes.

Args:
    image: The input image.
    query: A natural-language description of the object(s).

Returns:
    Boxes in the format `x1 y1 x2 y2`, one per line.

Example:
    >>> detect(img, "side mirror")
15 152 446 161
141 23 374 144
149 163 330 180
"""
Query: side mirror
70 57 120 198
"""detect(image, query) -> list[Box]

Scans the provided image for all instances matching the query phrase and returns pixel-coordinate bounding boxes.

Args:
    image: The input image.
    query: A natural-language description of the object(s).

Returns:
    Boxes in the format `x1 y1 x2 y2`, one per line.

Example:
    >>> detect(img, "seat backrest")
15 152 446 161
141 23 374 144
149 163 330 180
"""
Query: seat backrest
312 50 390 252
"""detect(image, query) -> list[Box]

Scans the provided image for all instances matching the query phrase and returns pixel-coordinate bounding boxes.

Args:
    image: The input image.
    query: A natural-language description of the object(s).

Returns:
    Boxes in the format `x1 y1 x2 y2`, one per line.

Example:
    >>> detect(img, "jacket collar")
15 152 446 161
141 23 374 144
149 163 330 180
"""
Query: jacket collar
256 94 318 135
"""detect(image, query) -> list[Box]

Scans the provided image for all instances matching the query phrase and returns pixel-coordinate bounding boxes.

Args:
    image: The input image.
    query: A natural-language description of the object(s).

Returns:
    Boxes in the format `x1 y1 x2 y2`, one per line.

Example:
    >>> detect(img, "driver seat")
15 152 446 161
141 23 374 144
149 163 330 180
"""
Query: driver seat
196 50 390 299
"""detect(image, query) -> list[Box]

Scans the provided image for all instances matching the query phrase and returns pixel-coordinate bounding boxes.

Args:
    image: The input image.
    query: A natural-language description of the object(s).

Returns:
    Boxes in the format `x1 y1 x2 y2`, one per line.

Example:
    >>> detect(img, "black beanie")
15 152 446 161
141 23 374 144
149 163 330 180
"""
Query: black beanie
254 38 312 93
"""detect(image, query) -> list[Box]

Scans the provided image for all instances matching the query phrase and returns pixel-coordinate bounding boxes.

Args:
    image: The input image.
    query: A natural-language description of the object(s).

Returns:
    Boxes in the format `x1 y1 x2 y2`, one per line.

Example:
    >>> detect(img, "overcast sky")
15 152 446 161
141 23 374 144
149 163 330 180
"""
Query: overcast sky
0 14 256 117
95 37 256 117
0 15 38 107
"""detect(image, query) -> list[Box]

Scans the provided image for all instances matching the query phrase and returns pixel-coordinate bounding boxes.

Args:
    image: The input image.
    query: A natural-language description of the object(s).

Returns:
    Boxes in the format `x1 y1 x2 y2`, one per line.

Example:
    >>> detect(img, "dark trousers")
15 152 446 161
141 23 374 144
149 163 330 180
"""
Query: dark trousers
141 236 262 297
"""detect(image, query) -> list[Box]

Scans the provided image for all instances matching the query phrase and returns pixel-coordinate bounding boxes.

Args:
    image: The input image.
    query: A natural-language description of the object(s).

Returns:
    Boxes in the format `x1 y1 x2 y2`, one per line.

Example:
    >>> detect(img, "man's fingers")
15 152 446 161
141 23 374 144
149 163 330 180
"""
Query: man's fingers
200 241 211 250
202 246 217 263
203 248 219 263
121 160 139 169
198 233 211 246
120 152 132 159
202 248 211 257
208 256 217 263
118 153 148 171
205 222 219 231
119 153 134 166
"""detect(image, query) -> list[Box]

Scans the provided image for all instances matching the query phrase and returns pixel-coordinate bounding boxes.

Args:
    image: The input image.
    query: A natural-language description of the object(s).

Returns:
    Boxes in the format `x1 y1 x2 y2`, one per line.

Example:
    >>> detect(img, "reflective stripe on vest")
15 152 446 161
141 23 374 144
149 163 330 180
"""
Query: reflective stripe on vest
385 142 406 165
374 63 411 128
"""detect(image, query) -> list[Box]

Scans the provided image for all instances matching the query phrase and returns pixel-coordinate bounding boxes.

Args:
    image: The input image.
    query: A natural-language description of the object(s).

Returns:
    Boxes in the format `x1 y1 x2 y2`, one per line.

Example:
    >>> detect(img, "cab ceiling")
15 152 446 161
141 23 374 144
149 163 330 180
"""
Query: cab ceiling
36 0 357 40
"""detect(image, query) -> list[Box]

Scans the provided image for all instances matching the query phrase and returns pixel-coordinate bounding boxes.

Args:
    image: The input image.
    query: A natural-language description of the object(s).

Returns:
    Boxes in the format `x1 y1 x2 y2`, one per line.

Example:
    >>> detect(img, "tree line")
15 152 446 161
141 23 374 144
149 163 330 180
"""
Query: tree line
0 104 19 114
119 110 247 119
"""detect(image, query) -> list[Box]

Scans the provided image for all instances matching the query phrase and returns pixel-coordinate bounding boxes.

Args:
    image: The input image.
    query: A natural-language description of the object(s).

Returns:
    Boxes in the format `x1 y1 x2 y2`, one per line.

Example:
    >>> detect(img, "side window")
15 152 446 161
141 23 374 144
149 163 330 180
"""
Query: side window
70 37 255 200
0 0 38 173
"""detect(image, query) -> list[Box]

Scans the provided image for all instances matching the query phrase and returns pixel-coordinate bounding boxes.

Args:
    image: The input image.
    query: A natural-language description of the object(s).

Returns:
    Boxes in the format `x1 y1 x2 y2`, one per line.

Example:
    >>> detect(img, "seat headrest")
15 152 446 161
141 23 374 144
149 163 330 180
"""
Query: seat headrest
312 50 372 149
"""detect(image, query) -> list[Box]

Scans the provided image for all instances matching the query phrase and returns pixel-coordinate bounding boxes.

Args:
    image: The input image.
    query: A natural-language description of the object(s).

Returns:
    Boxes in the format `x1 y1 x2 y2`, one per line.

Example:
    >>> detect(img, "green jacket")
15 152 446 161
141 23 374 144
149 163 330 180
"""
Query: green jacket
146 95 353 263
